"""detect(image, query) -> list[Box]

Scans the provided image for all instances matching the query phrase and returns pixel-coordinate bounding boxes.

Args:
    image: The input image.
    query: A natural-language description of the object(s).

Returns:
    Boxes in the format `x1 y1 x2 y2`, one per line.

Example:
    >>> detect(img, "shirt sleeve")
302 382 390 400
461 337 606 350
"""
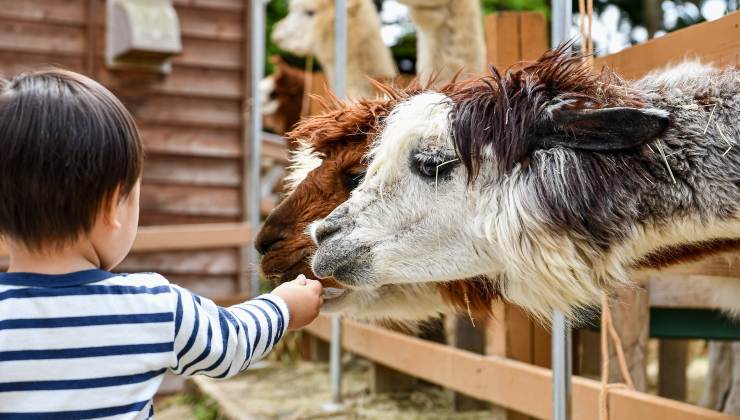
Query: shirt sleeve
168 284 290 379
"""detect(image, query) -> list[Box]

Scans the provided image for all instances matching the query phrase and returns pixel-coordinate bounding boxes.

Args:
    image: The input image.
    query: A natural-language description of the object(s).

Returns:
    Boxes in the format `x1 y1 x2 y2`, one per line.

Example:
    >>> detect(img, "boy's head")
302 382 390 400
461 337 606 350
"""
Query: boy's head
0 69 143 268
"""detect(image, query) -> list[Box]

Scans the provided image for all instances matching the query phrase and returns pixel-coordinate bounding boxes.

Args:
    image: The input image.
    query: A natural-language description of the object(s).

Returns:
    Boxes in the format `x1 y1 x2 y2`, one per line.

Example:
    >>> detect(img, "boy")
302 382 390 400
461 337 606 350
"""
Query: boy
0 69 323 418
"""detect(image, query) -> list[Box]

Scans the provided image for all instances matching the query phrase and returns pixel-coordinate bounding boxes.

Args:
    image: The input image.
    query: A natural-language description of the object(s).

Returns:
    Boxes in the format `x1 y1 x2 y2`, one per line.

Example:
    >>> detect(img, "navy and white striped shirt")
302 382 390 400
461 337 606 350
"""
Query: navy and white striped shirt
0 269 289 419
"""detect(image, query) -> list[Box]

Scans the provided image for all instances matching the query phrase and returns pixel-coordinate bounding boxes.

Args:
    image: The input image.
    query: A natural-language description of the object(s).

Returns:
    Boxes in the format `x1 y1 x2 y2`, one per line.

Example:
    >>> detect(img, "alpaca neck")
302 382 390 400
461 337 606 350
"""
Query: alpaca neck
314 1 398 99
408 0 485 86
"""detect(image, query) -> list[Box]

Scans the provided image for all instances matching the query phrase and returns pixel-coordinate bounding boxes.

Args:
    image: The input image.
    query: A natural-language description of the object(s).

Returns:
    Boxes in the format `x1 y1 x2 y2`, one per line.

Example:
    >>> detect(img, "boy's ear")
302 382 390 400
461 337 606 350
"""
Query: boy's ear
536 107 671 152
102 187 123 229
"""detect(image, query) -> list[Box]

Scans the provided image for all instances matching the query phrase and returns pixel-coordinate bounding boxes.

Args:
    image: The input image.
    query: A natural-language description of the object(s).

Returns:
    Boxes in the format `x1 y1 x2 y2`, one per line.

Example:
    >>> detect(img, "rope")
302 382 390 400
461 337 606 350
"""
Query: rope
301 54 315 117
598 293 636 420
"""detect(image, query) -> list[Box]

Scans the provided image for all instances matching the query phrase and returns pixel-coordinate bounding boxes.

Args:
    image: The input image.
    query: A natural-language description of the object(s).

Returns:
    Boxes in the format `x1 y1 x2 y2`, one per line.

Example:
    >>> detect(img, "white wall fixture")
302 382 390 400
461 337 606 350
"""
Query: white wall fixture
106 0 182 73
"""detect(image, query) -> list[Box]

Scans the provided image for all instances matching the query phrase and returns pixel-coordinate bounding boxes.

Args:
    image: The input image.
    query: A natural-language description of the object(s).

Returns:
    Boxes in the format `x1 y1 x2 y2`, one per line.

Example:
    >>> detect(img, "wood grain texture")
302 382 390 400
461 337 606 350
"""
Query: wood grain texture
594 12 740 79
306 316 734 420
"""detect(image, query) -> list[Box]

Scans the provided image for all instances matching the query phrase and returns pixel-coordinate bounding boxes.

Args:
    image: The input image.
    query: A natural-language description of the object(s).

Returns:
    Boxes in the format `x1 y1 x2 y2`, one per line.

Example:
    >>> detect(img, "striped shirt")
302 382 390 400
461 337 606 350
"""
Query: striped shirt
0 269 290 419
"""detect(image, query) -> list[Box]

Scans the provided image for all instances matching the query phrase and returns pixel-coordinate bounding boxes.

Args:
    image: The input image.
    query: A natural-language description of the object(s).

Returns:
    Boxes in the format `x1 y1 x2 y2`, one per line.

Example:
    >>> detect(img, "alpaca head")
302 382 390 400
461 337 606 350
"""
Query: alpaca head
310 48 676 319
272 0 367 57
256 80 499 320
260 57 305 136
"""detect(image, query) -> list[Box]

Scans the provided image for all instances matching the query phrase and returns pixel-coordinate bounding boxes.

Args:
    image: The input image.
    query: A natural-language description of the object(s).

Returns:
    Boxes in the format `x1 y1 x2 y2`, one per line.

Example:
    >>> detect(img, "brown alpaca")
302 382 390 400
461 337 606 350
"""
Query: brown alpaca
260 57 306 140
255 80 498 321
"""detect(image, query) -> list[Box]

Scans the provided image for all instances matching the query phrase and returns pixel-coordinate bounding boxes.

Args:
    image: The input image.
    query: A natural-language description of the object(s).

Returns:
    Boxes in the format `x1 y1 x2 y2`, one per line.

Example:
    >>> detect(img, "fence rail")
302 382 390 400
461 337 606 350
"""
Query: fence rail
305 315 733 420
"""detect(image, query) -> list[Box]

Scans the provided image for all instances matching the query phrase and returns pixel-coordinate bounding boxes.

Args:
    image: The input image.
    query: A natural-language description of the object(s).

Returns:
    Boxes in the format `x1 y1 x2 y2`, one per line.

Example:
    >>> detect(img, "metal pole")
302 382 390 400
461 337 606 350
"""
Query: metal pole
248 0 266 298
324 0 347 411
551 2 573 419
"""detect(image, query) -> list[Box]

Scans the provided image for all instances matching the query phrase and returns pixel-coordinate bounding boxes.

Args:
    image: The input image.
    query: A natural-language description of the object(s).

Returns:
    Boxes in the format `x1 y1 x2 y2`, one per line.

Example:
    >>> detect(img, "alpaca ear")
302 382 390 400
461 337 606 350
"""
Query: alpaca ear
538 107 670 152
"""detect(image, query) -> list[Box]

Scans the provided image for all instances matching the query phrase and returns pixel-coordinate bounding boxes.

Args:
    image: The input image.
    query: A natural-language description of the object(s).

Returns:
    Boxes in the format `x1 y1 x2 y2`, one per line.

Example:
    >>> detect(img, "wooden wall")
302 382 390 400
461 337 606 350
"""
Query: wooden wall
0 0 252 300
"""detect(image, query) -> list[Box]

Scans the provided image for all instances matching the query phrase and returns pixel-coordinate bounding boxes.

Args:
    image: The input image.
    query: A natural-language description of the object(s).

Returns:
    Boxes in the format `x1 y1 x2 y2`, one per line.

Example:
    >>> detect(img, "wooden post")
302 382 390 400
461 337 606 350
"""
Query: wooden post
658 339 688 401
452 316 489 411
609 286 650 391
487 302 552 420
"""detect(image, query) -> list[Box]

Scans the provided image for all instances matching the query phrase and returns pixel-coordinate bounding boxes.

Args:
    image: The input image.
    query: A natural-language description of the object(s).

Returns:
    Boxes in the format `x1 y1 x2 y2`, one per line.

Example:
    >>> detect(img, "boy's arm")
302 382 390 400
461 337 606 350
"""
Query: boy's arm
168 284 290 379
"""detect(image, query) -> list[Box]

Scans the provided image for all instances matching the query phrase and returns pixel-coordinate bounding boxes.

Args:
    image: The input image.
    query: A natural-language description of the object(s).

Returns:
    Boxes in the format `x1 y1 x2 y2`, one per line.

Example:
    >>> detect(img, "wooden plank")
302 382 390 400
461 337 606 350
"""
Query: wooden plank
131 223 249 252
99 65 243 100
0 0 85 26
172 0 244 12
122 96 242 128
485 13 520 69
138 212 238 226
119 248 239 275
518 12 549 62
140 184 241 217
0 223 249 257
0 19 85 56
649 275 739 309
143 155 241 187
175 6 243 41
594 12 740 79
0 51 85 75
140 125 242 158
165 274 238 299
172 37 243 71
306 316 733 420
91 2 243 41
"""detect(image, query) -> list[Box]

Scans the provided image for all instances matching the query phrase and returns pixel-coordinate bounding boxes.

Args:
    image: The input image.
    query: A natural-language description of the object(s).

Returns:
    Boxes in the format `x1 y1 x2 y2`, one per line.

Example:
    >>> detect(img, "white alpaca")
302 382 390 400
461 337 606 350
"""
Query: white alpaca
399 0 486 86
272 0 398 99
308 50 740 321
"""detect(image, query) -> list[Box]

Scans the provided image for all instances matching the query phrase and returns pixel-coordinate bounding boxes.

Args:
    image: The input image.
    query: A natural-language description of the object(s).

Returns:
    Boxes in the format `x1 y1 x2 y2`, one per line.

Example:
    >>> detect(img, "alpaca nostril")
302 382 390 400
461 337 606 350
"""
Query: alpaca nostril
313 221 341 245
255 227 285 255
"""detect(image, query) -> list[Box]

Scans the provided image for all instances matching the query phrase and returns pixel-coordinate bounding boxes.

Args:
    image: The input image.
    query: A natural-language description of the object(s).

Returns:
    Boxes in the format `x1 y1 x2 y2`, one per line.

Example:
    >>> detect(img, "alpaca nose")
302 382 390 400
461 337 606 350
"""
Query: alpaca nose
255 223 287 255
313 221 341 245
313 207 348 245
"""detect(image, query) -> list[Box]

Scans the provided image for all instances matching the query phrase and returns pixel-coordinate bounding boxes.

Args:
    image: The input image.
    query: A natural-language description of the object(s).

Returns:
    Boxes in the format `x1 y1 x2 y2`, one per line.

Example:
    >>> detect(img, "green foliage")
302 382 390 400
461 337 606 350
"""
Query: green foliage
481 0 550 16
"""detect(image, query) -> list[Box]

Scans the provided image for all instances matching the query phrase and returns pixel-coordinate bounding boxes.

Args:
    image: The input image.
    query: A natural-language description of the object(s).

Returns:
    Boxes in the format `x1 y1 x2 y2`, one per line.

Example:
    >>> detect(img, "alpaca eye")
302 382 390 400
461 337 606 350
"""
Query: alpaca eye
411 152 459 181
304 9 315 17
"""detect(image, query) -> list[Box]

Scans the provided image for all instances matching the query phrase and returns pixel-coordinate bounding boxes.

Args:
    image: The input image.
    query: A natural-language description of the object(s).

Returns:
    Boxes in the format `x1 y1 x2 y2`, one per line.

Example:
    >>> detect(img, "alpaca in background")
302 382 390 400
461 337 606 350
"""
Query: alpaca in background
272 0 398 98
260 56 305 139
400 0 486 86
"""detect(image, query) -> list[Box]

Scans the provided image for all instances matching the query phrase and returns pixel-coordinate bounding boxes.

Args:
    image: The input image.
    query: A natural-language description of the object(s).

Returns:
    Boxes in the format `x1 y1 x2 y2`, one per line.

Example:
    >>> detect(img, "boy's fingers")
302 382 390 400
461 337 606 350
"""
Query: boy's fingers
306 280 323 294
294 274 307 285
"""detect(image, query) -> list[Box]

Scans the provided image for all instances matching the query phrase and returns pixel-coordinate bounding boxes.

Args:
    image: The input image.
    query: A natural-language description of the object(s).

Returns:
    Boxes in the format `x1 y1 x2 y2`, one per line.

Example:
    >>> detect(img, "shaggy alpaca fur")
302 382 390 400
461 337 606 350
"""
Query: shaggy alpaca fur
255 79 497 321
310 48 740 320
271 0 397 99
260 57 305 138
400 0 486 86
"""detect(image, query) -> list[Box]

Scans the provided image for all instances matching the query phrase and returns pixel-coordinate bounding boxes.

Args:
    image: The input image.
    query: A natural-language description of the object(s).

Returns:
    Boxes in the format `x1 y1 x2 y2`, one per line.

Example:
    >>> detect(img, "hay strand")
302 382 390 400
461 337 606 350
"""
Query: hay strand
654 139 676 184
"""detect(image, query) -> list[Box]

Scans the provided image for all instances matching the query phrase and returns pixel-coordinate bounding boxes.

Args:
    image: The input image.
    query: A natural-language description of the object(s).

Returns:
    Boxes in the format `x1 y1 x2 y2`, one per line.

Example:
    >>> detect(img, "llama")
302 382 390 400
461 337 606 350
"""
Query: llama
254 80 498 321
271 0 398 99
260 57 305 138
399 0 486 86
309 47 740 321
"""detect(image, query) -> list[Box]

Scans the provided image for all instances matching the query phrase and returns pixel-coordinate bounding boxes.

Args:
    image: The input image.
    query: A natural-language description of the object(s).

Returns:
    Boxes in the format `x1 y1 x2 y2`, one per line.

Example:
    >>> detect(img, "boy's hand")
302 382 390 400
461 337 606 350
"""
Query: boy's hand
271 275 323 330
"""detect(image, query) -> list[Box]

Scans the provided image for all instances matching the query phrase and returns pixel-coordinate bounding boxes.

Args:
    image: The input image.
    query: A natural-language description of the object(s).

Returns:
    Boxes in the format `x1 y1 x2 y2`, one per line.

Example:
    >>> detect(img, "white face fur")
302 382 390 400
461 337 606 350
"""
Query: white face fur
310 93 503 290
271 0 322 55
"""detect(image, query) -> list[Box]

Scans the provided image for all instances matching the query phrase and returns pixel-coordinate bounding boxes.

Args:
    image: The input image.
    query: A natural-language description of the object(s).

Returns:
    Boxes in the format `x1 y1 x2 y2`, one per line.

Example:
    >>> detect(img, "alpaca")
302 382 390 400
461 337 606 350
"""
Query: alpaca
260 56 305 138
399 0 486 86
309 47 740 321
254 80 498 321
271 0 398 99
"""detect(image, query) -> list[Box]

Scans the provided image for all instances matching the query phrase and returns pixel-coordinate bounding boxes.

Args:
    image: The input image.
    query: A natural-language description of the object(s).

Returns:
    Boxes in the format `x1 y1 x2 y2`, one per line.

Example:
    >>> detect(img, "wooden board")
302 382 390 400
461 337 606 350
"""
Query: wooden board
306 316 733 420
143 155 241 187
0 19 85 56
0 0 86 26
140 125 242 159
594 12 740 79
140 184 241 218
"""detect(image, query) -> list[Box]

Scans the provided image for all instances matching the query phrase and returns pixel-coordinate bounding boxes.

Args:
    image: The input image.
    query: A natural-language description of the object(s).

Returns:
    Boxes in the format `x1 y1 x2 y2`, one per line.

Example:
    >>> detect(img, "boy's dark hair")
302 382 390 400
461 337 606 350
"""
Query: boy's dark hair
0 69 143 250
